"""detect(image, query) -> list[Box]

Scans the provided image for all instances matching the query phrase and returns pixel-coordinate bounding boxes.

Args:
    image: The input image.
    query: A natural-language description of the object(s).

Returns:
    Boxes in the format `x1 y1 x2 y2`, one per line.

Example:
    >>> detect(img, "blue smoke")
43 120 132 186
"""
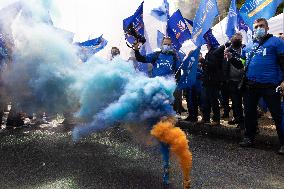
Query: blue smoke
73 57 176 141
1 0 177 141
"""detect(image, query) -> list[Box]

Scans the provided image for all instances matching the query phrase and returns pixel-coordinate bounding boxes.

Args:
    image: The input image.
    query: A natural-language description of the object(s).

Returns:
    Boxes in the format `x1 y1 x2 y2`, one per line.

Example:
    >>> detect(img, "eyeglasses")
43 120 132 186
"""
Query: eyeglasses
254 24 266 29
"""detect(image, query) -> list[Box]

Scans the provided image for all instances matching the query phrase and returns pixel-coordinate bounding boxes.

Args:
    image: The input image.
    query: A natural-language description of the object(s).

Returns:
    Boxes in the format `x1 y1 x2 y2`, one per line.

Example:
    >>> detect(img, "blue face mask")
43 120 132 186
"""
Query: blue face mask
254 28 266 39
161 44 172 52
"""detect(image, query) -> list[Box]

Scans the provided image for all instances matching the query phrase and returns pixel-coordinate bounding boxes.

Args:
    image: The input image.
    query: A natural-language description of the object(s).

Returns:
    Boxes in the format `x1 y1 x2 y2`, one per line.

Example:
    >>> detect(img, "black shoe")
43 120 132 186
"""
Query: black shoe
239 137 254 147
209 121 220 126
228 119 242 125
278 145 284 155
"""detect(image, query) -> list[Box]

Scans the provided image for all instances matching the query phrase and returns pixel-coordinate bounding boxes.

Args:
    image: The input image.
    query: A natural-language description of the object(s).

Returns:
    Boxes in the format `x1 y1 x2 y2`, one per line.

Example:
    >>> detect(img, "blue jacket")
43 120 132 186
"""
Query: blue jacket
134 50 180 78
244 35 284 84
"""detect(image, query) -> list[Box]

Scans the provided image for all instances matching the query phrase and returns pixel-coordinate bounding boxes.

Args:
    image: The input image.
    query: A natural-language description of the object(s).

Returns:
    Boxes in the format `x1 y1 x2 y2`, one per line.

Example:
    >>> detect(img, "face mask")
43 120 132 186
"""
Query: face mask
161 44 172 52
254 28 266 39
231 40 242 48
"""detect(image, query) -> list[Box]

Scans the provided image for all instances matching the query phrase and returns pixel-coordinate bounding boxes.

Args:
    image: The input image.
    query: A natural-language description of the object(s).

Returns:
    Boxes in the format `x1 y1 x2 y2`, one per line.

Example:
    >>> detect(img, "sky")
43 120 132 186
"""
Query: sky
53 0 175 58
0 0 178 58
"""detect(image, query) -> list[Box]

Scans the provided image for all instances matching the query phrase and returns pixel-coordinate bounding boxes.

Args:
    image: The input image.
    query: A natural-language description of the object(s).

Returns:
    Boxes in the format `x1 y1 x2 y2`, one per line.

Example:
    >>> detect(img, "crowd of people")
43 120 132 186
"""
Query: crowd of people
131 18 284 155
1 17 284 156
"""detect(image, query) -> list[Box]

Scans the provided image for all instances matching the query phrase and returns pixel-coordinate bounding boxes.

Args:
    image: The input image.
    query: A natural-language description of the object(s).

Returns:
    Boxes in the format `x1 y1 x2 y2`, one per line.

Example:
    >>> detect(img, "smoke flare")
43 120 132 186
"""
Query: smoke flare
151 117 192 188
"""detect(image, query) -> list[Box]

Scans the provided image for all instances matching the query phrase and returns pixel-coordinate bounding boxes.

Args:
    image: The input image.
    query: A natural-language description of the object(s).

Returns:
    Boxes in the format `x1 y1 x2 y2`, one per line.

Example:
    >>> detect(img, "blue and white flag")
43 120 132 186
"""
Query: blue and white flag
226 0 238 39
184 18 193 27
240 0 283 29
76 35 108 62
151 0 169 22
157 30 165 48
177 47 201 89
123 2 144 45
192 0 219 47
203 29 219 48
237 14 249 32
167 9 191 50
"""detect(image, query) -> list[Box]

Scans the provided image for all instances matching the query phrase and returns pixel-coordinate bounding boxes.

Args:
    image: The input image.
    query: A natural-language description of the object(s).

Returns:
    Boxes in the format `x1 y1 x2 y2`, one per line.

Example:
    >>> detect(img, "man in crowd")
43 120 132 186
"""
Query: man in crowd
200 43 222 125
214 33 245 128
110 46 120 60
223 33 245 128
238 18 284 155
133 36 181 187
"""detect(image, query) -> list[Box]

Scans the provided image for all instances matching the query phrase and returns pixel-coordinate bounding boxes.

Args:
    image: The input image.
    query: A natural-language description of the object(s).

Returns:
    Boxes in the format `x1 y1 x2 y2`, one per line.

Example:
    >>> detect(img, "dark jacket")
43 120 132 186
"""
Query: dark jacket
201 47 222 86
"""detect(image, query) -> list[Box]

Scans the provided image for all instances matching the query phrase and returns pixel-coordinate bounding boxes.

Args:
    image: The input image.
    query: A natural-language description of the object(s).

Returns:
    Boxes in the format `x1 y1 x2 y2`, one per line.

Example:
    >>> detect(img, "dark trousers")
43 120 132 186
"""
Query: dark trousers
244 87 284 145
202 85 220 122
185 87 198 122
220 82 230 116
173 89 183 114
229 81 244 122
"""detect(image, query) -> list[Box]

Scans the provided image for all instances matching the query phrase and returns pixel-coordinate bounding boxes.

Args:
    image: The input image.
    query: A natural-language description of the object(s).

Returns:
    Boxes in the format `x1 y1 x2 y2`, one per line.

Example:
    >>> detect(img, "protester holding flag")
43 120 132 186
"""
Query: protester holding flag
133 36 181 186
238 18 284 155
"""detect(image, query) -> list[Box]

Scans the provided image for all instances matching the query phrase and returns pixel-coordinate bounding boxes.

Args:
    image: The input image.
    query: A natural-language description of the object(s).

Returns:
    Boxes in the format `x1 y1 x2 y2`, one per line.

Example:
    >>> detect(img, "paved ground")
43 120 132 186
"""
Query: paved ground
0 121 283 189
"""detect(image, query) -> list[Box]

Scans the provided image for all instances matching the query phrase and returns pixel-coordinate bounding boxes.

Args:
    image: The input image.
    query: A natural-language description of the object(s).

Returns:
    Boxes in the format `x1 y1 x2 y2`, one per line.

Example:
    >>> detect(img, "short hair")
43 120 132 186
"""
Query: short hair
254 18 268 27
162 36 172 41
111 47 120 55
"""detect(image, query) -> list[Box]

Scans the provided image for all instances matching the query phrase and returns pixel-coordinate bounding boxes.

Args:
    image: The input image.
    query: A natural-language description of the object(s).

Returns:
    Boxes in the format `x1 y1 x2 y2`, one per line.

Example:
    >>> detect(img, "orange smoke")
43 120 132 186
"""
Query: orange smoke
151 117 192 188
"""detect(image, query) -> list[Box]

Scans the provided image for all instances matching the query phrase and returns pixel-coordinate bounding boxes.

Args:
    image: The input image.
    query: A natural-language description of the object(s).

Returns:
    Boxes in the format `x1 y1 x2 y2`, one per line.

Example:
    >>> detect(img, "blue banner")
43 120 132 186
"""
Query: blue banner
76 35 108 62
240 0 283 29
167 9 191 50
226 0 238 39
151 0 169 21
123 2 144 44
177 47 201 89
192 0 219 47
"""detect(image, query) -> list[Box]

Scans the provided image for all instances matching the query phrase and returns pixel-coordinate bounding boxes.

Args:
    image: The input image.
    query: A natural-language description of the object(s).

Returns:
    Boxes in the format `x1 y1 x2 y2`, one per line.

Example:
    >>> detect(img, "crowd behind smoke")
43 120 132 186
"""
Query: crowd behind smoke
0 0 177 140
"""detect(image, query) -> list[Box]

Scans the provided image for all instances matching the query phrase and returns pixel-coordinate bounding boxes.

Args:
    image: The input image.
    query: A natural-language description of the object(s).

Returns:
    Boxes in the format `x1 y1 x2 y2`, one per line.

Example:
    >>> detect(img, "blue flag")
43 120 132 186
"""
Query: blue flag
157 30 165 48
192 0 219 47
226 0 238 39
76 35 108 62
177 47 201 89
203 29 219 48
184 18 193 27
123 2 144 45
237 14 249 32
240 0 283 29
151 0 169 21
167 9 191 50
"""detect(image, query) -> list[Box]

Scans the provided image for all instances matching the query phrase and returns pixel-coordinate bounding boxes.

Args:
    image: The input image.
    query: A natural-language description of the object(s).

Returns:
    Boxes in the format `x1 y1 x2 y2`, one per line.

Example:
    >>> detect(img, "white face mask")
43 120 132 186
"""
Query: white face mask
161 44 172 52
254 28 266 39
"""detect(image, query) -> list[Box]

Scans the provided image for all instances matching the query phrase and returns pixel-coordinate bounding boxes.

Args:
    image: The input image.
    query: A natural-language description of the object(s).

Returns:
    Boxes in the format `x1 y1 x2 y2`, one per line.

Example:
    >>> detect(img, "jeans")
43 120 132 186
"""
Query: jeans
244 86 284 145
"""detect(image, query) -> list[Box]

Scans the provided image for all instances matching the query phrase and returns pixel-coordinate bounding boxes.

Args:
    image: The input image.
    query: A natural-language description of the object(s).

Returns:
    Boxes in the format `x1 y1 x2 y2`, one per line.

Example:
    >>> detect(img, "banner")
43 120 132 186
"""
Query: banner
240 0 283 29
192 0 219 47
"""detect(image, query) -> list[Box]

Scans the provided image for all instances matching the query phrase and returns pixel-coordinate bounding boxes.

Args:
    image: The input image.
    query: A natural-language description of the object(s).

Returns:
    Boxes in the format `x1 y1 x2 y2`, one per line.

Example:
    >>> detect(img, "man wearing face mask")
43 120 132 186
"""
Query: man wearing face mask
110 47 120 60
223 33 245 128
133 36 180 78
238 18 284 155
133 36 181 186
